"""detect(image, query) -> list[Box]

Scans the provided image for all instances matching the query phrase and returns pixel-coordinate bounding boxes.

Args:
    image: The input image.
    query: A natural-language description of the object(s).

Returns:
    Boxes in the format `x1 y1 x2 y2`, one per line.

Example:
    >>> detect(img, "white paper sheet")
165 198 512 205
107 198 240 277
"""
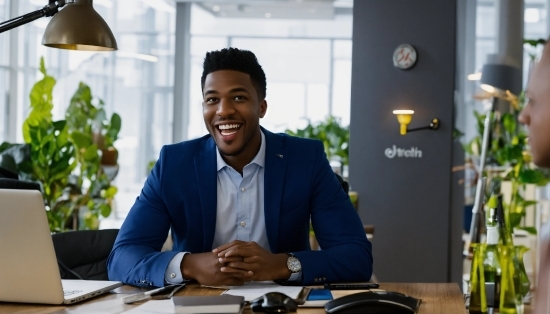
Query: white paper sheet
221 281 303 301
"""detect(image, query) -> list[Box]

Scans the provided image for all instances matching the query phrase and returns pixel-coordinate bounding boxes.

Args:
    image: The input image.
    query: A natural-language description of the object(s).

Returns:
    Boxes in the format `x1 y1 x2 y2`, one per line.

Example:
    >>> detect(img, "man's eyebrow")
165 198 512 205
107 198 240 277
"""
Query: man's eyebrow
203 89 218 96
229 87 250 94
203 87 250 96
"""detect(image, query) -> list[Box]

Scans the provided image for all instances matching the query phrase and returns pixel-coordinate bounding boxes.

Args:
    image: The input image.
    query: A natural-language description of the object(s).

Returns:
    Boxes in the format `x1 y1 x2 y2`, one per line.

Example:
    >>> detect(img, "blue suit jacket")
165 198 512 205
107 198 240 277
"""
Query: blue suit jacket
107 128 372 287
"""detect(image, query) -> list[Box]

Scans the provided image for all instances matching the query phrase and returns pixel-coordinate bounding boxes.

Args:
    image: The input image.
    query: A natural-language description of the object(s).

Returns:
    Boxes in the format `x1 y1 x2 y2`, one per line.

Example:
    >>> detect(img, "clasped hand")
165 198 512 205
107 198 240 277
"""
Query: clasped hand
181 240 289 286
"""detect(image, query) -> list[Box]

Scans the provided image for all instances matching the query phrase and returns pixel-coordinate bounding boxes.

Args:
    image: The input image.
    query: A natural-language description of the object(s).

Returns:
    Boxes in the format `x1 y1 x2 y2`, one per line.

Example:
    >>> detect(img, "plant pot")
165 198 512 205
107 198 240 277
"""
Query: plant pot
101 147 118 166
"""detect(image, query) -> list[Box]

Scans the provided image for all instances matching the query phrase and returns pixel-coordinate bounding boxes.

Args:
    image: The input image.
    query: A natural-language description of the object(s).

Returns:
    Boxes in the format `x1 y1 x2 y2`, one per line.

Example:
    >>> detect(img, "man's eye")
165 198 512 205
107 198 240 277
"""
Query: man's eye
205 98 218 103
234 96 246 101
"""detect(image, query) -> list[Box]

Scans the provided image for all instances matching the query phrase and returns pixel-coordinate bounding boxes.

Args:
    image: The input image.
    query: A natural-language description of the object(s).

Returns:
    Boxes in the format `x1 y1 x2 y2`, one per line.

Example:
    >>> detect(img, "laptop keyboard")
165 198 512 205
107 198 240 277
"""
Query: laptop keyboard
64 290 83 296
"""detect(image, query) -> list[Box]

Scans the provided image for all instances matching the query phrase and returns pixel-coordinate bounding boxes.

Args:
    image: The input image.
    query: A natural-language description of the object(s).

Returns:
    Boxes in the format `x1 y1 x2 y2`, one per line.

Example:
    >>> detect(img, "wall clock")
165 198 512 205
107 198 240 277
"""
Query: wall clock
393 44 417 70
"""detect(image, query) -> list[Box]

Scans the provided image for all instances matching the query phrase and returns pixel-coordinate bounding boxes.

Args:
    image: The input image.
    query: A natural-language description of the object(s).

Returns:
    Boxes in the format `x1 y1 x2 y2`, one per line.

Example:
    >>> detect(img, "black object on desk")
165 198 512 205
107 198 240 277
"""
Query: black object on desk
251 292 298 313
324 291 421 314
324 282 380 290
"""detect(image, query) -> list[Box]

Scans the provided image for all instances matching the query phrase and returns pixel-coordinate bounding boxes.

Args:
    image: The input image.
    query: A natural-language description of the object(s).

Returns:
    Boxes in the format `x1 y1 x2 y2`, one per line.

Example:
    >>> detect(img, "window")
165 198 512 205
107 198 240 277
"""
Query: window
188 3 353 136
1 0 353 224
0 0 176 222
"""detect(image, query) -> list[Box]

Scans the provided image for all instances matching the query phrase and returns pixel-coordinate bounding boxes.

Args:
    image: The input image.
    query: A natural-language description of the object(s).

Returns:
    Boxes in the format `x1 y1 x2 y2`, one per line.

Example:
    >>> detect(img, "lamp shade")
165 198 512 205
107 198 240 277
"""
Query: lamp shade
42 0 117 51
480 63 521 97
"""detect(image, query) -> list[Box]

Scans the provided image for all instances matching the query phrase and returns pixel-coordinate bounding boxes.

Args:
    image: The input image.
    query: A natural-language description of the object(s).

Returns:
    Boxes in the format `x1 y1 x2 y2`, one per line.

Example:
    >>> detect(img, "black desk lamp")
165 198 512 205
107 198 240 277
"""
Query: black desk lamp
0 0 117 51
468 63 521 245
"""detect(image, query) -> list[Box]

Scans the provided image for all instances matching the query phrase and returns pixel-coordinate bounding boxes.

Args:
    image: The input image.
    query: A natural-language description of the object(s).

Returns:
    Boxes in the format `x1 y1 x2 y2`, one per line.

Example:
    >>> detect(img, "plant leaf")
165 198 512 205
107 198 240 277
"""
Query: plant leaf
516 226 537 235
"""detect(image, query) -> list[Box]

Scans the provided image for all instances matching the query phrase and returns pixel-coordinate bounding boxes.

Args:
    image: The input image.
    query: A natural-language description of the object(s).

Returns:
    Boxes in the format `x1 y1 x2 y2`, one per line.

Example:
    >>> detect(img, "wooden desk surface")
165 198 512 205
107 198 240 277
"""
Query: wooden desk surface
0 282 469 314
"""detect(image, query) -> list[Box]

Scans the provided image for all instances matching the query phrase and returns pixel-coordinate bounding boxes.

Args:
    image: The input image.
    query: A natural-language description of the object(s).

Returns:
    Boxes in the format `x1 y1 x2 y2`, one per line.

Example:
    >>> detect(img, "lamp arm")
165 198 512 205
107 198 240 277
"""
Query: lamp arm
0 0 65 34
468 97 498 246
407 118 440 133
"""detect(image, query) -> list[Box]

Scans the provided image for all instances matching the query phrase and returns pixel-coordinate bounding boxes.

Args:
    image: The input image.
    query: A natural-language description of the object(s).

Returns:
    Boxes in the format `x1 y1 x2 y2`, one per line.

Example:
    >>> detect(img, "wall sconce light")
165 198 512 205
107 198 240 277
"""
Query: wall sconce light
392 110 439 135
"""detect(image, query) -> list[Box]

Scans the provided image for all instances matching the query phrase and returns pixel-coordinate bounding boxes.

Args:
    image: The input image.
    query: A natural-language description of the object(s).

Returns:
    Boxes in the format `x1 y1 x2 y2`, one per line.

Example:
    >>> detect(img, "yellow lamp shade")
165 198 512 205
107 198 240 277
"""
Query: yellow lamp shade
393 110 414 135
42 0 117 51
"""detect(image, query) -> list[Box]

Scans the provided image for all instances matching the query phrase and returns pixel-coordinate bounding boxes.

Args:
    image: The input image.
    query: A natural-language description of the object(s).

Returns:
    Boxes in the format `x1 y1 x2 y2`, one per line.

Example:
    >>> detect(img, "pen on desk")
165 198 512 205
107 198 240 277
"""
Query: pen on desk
122 284 182 304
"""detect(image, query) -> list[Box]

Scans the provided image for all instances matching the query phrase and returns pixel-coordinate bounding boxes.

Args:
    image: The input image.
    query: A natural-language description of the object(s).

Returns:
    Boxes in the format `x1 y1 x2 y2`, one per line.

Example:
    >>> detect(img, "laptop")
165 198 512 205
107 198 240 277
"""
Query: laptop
0 189 122 304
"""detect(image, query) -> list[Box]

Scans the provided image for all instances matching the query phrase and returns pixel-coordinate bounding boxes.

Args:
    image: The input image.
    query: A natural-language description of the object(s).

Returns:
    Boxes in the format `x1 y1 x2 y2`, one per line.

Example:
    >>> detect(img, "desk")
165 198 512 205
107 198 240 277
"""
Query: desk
0 282 469 314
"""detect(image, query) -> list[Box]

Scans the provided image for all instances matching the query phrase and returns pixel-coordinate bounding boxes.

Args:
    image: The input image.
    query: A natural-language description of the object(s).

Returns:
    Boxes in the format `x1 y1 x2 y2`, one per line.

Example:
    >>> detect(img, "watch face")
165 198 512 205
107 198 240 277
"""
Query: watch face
287 256 301 273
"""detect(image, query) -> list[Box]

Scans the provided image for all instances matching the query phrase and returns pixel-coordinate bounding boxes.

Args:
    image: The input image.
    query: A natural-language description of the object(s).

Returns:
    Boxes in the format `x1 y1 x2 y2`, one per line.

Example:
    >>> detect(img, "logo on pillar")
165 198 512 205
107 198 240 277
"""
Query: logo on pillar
384 145 422 159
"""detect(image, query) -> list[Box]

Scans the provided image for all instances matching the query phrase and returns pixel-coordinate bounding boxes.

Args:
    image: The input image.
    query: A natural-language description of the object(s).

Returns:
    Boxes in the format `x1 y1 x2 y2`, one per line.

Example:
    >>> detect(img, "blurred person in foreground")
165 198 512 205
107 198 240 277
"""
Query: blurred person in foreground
518 39 550 314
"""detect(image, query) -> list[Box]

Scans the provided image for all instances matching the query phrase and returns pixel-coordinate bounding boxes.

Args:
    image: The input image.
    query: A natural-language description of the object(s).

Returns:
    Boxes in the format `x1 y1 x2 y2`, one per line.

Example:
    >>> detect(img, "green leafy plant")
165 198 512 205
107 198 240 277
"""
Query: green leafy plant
285 116 349 166
0 58 120 232
65 82 121 230
464 94 550 235
524 38 546 61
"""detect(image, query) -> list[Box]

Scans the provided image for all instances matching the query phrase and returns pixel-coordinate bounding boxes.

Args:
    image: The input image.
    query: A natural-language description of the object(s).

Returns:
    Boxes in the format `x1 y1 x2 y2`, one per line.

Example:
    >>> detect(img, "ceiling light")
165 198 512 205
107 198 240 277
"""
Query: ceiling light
117 51 159 63
468 72 482 81
525 8 540 23
140 0 175 13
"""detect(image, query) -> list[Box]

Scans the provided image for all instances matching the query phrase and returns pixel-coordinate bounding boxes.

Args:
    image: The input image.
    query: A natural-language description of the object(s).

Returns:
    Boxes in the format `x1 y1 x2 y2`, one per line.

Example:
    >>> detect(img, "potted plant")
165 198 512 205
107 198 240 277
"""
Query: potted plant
285 115 350 169
0 58 120 231
464 93 550 235
64 82 121 230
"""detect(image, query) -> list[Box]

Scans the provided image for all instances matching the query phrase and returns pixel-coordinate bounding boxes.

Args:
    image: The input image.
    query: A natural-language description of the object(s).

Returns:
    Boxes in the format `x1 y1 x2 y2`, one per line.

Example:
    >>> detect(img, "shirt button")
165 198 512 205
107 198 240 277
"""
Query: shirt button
240 221 246 227
170 273 176 278
241 188 246 192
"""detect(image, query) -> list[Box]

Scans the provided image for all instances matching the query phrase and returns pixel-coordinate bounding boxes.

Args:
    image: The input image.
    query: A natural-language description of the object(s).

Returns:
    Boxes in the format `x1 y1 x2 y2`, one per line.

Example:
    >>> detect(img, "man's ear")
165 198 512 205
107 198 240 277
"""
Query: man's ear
259 100 267 118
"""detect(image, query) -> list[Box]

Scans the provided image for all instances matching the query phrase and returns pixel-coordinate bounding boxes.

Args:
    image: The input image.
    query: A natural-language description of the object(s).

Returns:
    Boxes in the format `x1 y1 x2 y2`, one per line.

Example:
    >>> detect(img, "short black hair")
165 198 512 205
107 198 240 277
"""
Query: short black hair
201 48 267 100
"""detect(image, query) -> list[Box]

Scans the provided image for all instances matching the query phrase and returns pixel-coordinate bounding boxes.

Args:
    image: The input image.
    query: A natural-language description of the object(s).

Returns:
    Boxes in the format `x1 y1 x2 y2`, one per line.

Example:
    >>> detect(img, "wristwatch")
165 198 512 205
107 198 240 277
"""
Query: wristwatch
286 253 301 273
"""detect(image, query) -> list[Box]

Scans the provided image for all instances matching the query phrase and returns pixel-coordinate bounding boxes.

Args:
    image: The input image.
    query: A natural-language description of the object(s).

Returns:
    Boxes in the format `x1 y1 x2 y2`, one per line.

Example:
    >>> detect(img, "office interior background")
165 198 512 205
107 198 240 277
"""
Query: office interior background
1 0 550 286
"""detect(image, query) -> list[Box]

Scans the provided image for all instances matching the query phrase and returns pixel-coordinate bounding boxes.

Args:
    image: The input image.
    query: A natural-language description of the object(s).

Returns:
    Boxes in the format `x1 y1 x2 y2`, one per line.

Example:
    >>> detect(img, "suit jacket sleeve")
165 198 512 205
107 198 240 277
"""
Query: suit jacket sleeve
107 146 178 287
291 141 373 285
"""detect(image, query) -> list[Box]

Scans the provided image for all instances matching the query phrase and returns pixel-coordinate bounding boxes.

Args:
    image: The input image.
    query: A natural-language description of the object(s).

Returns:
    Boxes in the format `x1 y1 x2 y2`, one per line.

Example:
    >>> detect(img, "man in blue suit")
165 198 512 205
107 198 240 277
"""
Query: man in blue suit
107 48 372 287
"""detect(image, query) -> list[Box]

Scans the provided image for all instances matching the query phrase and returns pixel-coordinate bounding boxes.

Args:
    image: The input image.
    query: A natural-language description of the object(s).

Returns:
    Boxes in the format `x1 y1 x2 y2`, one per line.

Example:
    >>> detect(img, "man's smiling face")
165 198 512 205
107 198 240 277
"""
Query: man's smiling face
202 70 267 165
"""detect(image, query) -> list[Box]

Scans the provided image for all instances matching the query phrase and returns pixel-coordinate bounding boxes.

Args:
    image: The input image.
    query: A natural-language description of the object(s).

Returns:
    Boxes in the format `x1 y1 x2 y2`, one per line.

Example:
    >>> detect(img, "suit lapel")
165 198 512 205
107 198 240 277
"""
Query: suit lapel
263 129 287 253
194 138 218 252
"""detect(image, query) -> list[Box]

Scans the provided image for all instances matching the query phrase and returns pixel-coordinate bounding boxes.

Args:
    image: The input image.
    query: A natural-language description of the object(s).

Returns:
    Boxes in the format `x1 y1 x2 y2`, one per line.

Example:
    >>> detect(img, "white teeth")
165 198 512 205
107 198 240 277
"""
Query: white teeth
218 124 240 130
221 130 237 136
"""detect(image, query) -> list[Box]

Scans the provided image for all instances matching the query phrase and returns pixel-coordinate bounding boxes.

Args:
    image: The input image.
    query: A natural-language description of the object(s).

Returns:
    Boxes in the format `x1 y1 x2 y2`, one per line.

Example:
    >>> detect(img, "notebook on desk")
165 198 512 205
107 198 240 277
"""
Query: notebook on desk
0 189 122 305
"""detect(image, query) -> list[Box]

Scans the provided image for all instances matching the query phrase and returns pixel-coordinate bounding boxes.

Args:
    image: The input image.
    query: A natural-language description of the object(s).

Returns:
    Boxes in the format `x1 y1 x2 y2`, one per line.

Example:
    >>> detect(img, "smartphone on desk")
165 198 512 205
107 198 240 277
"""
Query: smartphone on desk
324 282 379 290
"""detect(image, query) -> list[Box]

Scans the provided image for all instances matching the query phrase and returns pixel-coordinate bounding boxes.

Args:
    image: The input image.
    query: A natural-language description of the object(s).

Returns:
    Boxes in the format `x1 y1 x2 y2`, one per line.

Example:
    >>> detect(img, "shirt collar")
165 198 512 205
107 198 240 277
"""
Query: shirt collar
216 130 266 171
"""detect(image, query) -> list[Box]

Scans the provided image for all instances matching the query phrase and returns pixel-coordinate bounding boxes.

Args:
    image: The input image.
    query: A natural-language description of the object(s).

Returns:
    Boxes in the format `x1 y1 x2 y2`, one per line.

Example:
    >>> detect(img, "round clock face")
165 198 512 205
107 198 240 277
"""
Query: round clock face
393 44 417 70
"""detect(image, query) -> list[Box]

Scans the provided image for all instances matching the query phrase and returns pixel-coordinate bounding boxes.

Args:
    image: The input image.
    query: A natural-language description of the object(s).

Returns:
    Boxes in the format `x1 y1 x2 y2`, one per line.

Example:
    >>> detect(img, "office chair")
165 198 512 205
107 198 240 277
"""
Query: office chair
334 173 349 194
51 229 119 280
0 166 41 191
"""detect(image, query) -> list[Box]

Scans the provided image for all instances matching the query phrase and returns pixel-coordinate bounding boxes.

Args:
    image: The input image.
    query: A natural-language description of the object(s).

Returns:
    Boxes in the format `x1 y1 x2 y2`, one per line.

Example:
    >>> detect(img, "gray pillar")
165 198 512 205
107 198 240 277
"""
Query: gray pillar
453 0 476 288
495 0 524 69
456 0 478 143
349 0 458 283
172 2 192 143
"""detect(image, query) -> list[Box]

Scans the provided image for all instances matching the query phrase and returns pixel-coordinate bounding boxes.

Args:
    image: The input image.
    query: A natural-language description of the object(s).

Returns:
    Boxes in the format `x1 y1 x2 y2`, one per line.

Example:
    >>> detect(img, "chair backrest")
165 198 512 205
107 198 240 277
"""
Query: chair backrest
0 178 40 191
51 229 119 280
334 173 349 194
